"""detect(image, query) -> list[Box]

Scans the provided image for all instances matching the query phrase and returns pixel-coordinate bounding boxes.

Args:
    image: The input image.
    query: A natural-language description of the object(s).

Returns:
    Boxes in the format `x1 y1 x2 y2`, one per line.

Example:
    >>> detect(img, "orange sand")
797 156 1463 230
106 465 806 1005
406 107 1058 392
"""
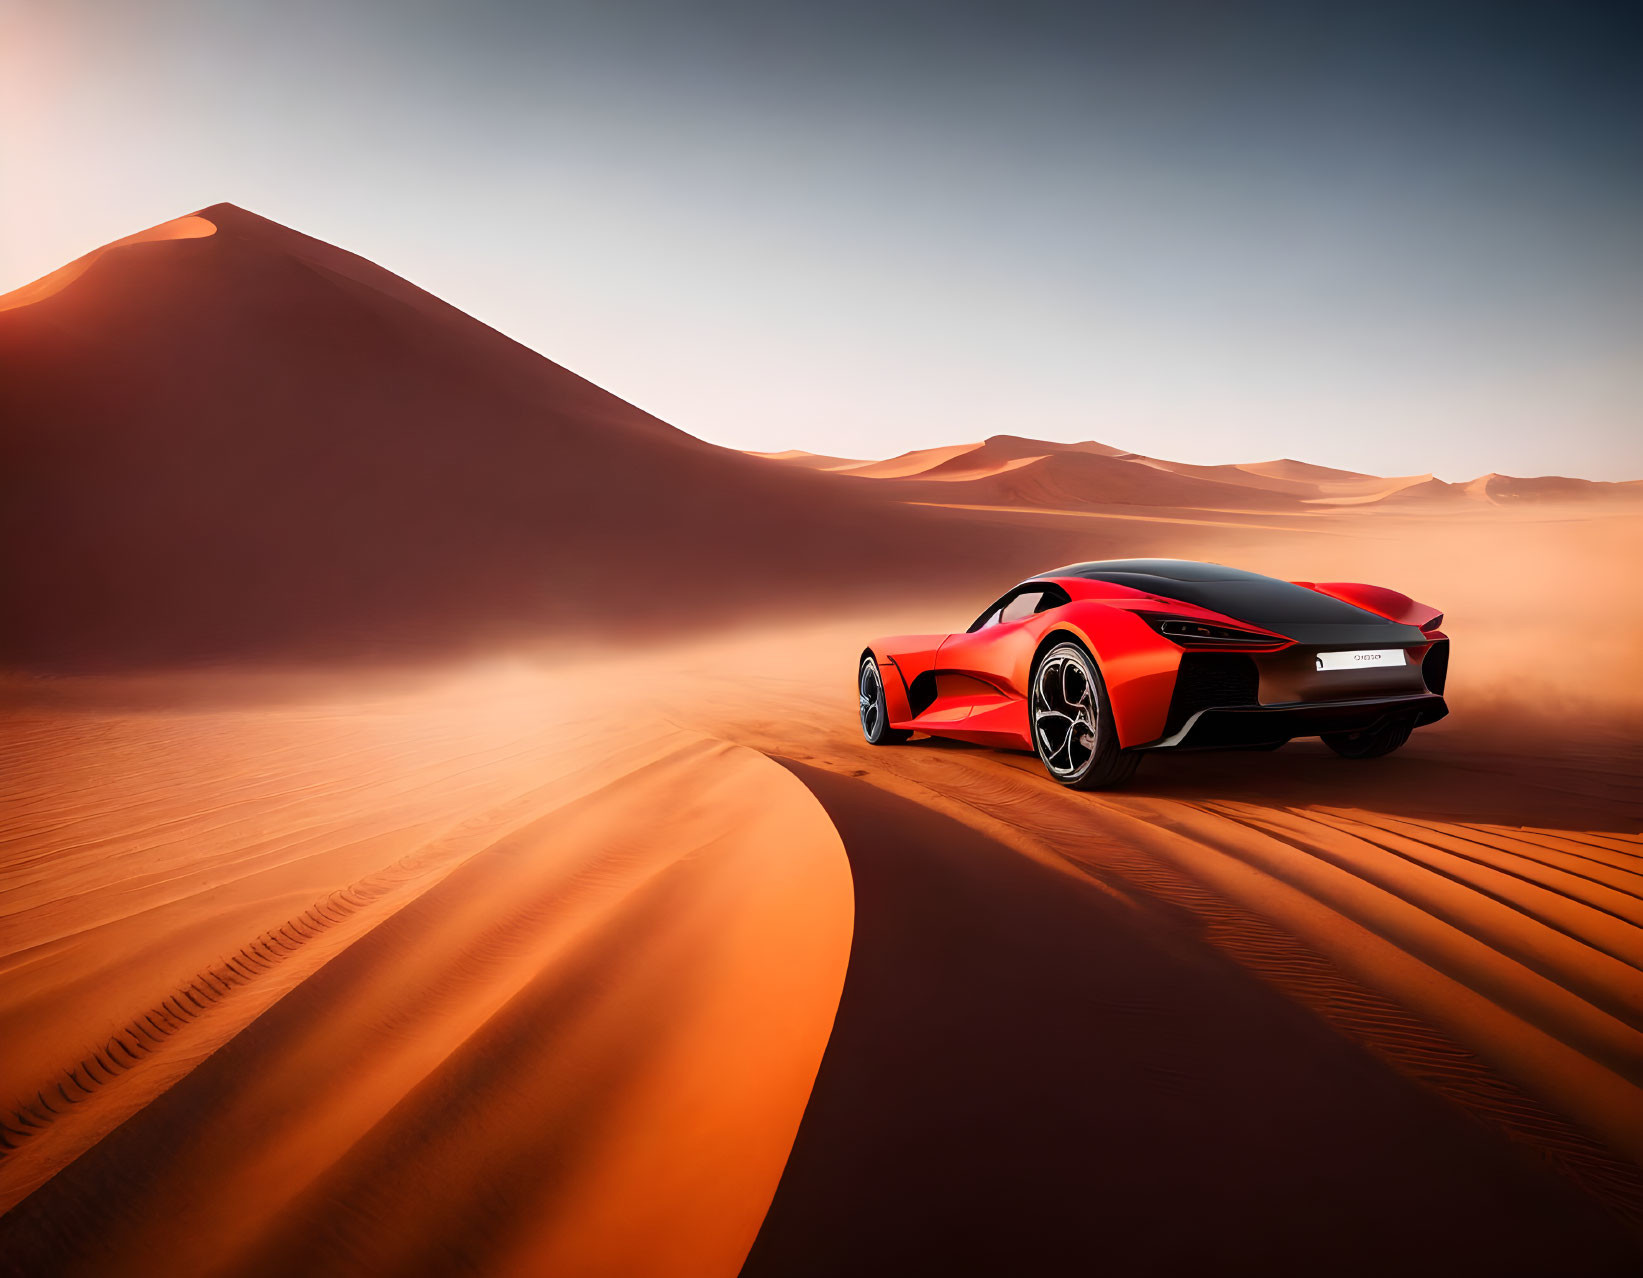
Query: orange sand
2 207 1640 1274
0 215 216 313
0 674 850 1276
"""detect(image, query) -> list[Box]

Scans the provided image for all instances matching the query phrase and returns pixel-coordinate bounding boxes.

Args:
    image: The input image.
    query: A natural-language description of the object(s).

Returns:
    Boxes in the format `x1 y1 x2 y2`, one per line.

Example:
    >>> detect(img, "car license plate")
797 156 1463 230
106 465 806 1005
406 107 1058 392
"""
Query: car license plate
1316 649 1406 671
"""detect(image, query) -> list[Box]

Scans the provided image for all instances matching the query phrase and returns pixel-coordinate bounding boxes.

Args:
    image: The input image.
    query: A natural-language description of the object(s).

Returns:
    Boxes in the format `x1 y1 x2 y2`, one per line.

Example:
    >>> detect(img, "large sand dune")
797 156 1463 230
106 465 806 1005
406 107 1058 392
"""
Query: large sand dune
0 208 1091 669
3 208 1641 1274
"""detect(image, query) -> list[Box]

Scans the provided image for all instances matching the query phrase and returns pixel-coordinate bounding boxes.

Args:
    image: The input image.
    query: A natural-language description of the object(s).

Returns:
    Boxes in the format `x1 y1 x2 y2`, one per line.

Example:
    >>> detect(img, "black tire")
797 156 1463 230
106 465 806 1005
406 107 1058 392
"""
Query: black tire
859 656 912 745
1322 717 1413 759
1029 640 1141 790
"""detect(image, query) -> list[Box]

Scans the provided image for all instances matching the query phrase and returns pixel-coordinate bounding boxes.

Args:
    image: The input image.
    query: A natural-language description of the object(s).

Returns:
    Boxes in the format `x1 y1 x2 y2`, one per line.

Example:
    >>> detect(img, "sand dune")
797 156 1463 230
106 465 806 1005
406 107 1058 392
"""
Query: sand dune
1241 456 1384 485
0 214 218 314
906 434 1128 478
665 612 1643 1269
755 435 1639 513
0 206 1110 670
5 207 1634 672
0 673 850 1276
737 763 1639 1276
828 440 990 478
775 434 1133 482
745 449 864 470
1135 455 1434 502
1366 475 1477 506
1316 471 1643 509
6 594 1639 1273
1115 799 1643 1163
4 535 1640 1272
4 207 1642 1275
1466 473 1643 505
760 436 1390 498
886 446 1309 511
762 435 1319 510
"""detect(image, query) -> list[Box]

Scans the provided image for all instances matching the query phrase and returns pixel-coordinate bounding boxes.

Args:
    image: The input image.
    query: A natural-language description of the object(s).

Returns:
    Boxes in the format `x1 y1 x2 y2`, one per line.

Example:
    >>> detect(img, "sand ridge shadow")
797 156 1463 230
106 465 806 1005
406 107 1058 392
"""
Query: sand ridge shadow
739 761 1640 1278
902 728 1643 834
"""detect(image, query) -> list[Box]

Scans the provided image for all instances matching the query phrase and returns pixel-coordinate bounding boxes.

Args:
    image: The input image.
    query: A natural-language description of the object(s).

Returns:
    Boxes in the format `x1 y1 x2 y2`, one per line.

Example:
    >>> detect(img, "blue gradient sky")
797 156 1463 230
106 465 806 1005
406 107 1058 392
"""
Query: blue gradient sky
4 1 1640 479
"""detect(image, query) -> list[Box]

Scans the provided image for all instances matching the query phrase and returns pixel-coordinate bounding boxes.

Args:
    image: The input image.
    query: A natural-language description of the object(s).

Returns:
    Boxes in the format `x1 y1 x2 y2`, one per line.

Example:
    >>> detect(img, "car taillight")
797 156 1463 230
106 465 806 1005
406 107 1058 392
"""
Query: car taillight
1135 612 1289 649
1420 614 1444 634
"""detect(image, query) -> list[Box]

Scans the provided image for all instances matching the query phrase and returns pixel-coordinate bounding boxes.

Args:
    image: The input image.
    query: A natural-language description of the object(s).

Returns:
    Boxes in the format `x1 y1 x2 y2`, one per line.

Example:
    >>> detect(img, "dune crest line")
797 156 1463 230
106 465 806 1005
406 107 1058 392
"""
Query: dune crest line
0 728 853 1278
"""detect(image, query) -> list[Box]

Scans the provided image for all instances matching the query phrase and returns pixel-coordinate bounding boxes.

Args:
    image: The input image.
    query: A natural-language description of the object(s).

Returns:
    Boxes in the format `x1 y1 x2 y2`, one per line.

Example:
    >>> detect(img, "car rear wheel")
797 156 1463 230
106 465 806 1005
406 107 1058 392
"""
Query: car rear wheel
1322 718 1413 759
859 657 912 745
1031 641 1140 789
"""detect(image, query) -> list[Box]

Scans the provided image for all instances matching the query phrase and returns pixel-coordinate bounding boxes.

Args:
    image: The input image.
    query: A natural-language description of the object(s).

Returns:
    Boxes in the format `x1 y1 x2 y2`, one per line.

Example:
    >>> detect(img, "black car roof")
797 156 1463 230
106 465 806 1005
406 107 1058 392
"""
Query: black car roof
1038 559 1417 641
1046 558 1266 583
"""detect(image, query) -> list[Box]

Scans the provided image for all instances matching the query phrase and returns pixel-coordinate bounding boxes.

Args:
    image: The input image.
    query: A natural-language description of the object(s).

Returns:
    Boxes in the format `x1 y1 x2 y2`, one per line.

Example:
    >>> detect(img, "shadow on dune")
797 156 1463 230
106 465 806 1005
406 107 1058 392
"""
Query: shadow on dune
908 726 1643 834
740 762 1639 1278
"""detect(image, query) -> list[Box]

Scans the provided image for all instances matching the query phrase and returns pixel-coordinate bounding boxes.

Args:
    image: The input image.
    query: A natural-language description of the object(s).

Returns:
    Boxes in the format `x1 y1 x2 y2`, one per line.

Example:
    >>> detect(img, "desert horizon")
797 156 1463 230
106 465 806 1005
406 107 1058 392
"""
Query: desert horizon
2 198 1641 1276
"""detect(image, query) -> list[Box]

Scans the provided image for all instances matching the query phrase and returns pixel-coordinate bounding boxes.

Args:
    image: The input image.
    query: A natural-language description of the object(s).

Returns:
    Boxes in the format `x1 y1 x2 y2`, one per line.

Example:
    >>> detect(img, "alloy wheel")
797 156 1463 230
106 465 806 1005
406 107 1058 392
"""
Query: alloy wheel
859 660 883 739
1032 646 1099 779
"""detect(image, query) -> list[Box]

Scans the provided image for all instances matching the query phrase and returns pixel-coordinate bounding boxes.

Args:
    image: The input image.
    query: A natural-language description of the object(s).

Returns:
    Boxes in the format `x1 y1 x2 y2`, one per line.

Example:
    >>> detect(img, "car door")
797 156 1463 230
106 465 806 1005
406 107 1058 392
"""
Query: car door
933 586 1062 741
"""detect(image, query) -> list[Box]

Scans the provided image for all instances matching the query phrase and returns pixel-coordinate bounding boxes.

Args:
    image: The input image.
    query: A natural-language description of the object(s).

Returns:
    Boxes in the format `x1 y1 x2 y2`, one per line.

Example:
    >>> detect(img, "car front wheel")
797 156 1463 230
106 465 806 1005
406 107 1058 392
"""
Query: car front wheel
859 656 912 745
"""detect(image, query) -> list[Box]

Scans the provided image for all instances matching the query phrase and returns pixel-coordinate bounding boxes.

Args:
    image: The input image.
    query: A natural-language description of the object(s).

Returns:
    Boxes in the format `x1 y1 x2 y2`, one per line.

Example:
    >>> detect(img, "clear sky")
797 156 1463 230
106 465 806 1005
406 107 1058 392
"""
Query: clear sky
4 0 1640 480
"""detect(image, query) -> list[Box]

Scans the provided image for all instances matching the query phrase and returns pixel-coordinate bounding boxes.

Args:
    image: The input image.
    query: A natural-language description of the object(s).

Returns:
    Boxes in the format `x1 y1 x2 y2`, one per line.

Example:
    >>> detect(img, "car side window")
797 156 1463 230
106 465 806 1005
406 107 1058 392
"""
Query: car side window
999 590 1045 624
967 591 1014 632
1034 585 1070 613
969 584 1067 632
968 603 1006 632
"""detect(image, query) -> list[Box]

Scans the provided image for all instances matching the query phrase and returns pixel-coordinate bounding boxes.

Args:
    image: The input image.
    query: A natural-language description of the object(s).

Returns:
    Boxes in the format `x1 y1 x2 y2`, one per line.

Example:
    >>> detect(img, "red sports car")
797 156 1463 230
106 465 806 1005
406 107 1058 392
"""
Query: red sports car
858 559 1449 789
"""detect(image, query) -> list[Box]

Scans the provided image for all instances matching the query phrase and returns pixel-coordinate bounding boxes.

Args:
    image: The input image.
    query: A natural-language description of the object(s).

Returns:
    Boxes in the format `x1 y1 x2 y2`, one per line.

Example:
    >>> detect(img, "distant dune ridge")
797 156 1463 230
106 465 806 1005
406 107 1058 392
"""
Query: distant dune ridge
761 437 1642 510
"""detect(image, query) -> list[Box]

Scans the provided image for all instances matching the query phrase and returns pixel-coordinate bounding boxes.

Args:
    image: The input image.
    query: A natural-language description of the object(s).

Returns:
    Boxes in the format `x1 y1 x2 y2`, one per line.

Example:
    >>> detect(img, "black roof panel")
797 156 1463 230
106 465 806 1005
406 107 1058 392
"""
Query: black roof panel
1048 559 1267 583
1043 559 1424 645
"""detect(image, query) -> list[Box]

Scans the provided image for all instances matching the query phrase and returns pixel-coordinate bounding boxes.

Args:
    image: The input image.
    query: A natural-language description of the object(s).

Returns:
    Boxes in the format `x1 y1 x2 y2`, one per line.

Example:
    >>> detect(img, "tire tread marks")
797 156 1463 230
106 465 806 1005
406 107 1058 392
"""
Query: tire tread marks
0 881 388 1159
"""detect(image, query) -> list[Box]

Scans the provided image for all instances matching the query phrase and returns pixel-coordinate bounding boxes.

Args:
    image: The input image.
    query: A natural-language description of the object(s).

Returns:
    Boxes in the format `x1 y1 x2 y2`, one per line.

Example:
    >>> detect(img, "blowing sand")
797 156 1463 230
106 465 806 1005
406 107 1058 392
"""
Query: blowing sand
3 495 1641 1275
